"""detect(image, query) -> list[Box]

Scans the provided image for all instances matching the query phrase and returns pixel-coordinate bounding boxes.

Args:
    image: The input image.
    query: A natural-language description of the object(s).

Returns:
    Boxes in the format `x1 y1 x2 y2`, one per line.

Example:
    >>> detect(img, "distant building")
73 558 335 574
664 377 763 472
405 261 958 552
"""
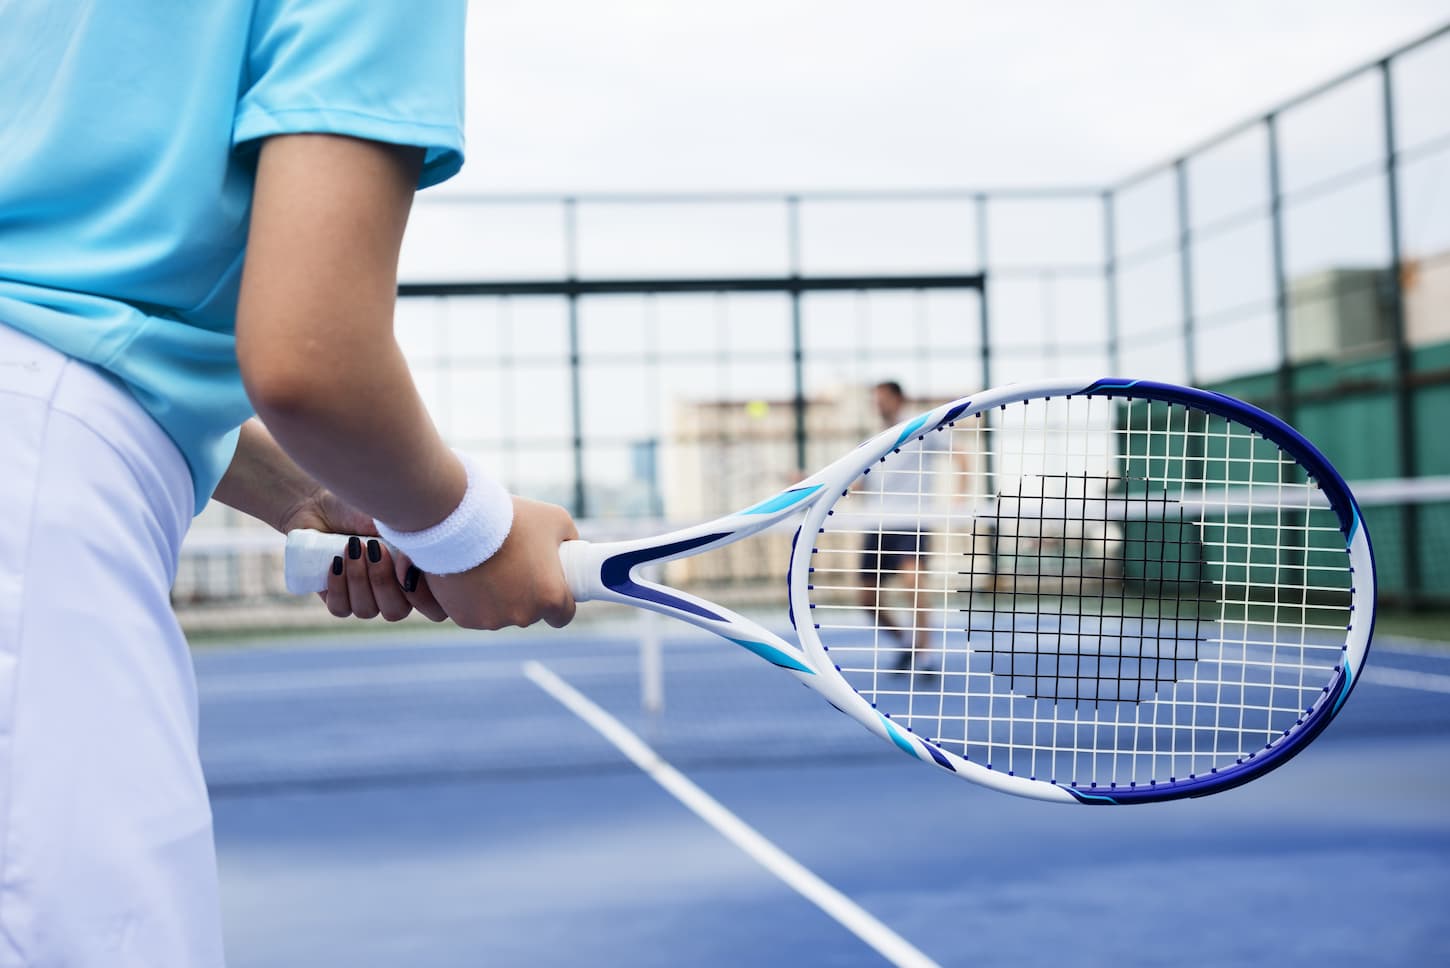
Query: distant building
1288 267 1393 362
1288 249 1450 360
1404 252 1450 348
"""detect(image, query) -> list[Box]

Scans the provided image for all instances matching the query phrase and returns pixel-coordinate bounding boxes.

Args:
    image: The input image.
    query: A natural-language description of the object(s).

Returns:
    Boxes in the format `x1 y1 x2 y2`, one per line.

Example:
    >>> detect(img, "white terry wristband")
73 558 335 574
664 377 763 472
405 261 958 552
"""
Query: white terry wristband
373 452 514 575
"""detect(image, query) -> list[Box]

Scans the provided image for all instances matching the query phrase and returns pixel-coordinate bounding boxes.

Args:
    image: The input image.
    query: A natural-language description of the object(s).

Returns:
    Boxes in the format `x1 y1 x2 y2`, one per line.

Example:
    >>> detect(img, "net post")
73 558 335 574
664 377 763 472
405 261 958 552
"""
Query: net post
639 562 665 715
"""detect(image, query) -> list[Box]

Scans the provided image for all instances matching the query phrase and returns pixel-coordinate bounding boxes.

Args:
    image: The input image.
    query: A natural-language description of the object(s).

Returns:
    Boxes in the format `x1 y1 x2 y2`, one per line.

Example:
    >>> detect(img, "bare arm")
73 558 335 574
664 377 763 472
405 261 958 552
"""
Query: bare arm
233 134 576 629
213 418 332 535
236 135 462 529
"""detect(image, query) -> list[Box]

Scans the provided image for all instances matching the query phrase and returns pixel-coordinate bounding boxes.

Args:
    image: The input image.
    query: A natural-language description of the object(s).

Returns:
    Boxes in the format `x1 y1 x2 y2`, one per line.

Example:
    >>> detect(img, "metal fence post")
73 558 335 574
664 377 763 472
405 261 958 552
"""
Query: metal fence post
1266 114 1294 422
787 195 807 473
1103 190 1122 374
1265 112 1306 592
975 193 992 390
564 196 587 517
1174 159 1198 385
1381 59 1422 604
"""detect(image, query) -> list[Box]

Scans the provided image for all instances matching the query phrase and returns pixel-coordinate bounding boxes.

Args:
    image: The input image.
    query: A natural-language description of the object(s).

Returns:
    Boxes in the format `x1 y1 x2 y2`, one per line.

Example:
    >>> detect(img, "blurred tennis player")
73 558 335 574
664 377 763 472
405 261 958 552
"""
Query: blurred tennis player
0 3 576 965
856 381 937 672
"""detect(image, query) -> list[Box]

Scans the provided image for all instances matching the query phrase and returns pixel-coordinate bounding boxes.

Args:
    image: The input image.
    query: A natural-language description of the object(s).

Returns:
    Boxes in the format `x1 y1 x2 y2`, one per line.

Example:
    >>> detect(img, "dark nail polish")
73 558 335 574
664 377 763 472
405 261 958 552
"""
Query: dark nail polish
348 536 362 560
403 566 420 593
367 539 381 563
331 556 344 576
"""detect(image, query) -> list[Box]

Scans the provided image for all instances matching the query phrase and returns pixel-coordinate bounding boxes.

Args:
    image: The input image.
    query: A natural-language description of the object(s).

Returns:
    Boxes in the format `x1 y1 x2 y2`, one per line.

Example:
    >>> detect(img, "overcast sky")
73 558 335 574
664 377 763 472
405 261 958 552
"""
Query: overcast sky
447 0 1450 193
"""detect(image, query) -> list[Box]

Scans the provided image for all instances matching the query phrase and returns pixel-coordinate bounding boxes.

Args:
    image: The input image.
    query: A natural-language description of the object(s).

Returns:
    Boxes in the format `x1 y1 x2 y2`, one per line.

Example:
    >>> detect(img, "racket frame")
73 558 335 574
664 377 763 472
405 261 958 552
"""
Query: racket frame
799 379 1373 802
563 378 1375 804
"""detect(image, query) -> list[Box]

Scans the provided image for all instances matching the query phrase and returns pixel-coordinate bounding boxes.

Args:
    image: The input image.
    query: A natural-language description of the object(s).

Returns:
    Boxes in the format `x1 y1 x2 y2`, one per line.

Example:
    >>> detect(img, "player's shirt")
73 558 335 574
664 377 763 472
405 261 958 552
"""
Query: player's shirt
859 427 943 527
0 0 467 511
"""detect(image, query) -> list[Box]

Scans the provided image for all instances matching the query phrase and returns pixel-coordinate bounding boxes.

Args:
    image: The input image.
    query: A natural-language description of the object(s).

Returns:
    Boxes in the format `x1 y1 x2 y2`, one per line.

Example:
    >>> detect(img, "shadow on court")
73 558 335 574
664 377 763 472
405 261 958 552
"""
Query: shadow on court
202 631 1450 967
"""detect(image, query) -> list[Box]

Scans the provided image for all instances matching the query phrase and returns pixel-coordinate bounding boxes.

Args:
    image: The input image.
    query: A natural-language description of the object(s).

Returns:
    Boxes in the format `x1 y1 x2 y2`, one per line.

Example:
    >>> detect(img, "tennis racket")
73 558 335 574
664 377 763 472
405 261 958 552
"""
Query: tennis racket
284 379 1375 804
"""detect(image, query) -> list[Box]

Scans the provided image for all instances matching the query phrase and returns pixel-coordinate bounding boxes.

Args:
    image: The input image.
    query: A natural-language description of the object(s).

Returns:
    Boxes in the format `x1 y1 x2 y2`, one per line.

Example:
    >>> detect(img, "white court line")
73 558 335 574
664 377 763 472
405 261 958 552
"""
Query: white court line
523 660 939 968
1360 666 1450 695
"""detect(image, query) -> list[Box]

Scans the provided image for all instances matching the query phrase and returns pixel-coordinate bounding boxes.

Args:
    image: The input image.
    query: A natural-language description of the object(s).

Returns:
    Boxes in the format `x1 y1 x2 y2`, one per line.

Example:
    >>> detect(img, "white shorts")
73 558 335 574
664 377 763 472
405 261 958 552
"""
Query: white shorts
0 324 224 967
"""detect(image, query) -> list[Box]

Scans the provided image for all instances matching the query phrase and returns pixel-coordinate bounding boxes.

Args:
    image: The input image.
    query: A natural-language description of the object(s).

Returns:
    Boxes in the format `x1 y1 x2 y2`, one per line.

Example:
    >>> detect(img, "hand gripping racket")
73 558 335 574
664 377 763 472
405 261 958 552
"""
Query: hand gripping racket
285 379 1374 804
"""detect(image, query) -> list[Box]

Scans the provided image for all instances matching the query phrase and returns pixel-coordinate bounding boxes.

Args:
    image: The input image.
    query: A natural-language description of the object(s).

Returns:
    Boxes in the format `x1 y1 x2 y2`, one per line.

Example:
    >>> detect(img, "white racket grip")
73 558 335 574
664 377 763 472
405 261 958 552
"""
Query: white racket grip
283 528 376 595
286 530 605 601
558 539 606 603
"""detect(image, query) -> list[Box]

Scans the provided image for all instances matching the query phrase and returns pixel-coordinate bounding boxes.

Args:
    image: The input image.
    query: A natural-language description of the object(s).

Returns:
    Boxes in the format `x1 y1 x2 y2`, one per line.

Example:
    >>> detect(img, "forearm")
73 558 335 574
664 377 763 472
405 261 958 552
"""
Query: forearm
212 418 322 533
246 337 465 533
226 135 575 633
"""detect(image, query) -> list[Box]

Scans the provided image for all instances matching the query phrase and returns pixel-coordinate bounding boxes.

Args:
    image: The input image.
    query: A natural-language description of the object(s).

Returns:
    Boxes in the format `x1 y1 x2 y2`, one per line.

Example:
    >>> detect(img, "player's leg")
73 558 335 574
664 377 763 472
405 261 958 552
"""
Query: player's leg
883 537 931 670
855 533 885 623
899 531 937 670
0 331 223 967
858 533 917 651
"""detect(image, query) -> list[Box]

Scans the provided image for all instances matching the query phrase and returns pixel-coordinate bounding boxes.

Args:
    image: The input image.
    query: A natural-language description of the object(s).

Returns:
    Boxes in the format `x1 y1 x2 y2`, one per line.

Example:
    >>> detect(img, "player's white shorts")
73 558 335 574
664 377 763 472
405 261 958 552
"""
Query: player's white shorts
0 323 224 967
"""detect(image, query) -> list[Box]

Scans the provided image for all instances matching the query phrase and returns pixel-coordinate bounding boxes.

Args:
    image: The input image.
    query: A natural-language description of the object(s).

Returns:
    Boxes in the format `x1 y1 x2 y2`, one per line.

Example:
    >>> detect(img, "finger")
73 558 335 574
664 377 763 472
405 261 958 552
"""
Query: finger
392 552 447 622
543 589 576 629
366 540 413 622
550 509 579 626
405 569 449 623
344 535 379 619
393 548 414 586
324 554 352 618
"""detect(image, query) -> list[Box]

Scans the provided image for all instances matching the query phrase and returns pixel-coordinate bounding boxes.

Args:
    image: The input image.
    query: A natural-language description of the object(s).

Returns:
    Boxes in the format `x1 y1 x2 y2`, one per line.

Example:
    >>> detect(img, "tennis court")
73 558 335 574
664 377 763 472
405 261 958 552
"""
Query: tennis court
201 619 1450 967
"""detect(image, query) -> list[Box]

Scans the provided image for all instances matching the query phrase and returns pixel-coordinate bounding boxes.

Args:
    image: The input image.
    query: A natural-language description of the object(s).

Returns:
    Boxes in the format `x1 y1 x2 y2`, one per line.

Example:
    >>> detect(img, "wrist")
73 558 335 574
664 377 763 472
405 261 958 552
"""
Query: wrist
373 451 514 574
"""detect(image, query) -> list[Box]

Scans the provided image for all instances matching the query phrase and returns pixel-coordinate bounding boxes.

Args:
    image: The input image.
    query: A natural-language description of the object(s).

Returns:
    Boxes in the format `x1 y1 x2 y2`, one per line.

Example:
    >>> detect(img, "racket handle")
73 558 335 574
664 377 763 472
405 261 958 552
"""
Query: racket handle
284 529 603 602
284 528 358 594
558 539 602 603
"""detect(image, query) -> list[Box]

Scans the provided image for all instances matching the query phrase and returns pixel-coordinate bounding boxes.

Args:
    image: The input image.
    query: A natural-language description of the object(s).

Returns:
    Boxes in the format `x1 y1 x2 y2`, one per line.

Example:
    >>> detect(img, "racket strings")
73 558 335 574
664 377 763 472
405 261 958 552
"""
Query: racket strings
807 396 1353 788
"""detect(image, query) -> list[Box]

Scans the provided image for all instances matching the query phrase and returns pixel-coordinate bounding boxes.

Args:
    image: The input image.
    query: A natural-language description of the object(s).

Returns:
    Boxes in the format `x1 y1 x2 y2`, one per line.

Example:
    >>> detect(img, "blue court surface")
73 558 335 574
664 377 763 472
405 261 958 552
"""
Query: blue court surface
199 626 1450 967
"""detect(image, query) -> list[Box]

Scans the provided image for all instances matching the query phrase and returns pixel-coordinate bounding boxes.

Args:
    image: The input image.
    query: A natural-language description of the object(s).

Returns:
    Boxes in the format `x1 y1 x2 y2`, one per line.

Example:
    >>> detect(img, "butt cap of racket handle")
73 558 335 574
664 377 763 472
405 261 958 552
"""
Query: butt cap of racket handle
284 528 350 595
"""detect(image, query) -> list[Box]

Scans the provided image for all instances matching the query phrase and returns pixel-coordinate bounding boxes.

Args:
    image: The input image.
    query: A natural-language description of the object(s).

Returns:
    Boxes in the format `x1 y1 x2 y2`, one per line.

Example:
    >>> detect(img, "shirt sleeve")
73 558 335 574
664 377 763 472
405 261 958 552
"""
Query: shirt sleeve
234 0 466 189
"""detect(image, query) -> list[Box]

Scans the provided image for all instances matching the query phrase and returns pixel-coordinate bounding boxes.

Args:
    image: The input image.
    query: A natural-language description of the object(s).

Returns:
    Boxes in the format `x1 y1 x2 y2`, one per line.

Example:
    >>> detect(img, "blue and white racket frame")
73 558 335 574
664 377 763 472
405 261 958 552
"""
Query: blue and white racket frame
558 378 1376 804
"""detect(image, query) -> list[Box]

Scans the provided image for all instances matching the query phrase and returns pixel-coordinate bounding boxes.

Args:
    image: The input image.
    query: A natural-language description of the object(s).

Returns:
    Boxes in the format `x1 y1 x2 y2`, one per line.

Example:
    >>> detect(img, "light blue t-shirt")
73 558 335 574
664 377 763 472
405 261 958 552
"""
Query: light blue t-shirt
0 0 466 511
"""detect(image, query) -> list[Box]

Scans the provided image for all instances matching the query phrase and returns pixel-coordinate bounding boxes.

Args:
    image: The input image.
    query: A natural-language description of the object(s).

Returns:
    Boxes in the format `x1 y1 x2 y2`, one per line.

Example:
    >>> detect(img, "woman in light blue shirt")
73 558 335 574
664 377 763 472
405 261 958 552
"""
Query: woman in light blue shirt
0 3 577 964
